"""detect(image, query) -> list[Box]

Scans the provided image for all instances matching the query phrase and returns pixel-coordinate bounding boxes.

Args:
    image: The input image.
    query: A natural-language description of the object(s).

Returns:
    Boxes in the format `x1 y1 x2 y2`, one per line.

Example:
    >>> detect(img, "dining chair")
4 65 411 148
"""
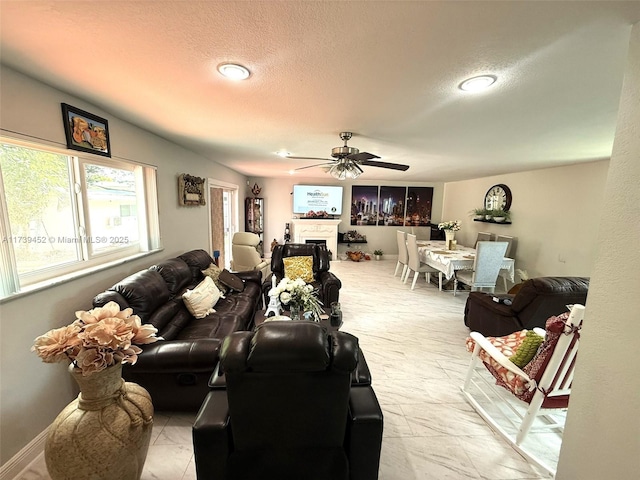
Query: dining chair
394 230 409 281
453 241 508 296
475 232 494 248
496 235 517 291
404 234 442 290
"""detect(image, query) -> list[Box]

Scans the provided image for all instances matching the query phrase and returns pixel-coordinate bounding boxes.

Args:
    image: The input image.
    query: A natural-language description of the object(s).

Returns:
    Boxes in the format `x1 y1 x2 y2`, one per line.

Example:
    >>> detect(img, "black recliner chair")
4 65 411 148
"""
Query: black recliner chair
262 243 342 307
464 276 589 336
192 321 383 480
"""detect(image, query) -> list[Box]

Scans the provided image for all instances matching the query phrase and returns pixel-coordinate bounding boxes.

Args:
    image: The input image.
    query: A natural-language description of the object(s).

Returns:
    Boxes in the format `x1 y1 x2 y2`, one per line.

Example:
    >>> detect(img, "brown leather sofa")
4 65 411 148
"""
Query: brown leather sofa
263 243 342 307
193 321 384 480
92 249 262 410
464 276 589 336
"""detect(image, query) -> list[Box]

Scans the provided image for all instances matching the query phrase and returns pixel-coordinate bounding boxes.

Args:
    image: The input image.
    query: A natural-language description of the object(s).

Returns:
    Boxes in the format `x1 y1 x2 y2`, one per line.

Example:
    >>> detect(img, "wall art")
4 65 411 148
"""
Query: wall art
61 103 111 157
178 173 206 206
350 185 379 225
404 186 434 226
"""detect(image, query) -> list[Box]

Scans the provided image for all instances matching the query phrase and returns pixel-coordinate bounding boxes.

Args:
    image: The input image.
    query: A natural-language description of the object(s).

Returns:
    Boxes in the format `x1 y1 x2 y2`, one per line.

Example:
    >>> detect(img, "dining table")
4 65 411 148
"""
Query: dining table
416 240 515 290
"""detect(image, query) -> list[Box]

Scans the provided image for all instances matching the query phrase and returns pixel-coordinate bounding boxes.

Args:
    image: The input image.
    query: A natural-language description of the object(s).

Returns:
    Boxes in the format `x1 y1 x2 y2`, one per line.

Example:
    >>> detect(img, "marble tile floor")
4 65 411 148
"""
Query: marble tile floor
16 259 560 480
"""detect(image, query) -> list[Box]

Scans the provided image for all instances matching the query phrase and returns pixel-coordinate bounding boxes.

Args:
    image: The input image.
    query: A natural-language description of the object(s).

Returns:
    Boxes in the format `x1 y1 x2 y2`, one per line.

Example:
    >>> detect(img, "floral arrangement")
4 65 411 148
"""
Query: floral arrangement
438 220 462 231
344 230 366 241
268 277 324 320
304 210 330 218
32 301 161 376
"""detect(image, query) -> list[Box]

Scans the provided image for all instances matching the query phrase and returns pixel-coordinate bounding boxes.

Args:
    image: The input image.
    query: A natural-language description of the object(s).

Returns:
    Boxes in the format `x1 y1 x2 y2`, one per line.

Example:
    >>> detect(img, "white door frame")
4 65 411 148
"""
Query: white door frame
207 178 239 269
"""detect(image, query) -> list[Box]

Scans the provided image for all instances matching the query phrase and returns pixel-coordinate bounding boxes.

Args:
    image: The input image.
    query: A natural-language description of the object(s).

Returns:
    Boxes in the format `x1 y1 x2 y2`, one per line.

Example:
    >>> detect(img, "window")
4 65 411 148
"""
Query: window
0 138 160 298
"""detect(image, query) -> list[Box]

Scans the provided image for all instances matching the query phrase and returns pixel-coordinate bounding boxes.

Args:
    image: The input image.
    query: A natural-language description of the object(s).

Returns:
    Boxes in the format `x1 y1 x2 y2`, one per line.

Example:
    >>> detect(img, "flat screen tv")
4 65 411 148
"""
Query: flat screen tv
292 185 343 215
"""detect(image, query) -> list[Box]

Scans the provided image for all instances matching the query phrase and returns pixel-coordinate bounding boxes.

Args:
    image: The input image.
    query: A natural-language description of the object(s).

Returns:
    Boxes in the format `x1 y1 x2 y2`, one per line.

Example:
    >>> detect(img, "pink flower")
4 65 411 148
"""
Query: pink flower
78 317 134 350
75 301 132 325
124 314 160 344
31 324 82 363
34 301 160 376
75 347 114 376
114 345 143 365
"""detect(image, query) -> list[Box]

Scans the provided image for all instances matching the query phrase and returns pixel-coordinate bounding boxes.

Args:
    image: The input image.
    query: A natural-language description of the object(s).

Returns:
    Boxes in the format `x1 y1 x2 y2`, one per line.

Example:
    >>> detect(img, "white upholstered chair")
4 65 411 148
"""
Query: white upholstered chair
474 231 493 248
453 241 508 296
496 235 517 291
230 232 271 281
394 230 409 281
404 234 441 290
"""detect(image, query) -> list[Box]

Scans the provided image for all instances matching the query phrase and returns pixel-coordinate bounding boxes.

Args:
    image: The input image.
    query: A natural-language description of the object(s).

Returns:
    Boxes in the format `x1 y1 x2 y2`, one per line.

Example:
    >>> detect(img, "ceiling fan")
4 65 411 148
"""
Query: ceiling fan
287 132 409 179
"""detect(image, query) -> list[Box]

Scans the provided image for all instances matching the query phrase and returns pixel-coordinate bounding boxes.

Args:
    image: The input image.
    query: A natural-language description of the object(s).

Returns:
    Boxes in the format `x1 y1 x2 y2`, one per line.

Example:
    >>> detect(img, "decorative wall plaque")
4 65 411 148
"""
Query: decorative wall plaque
178 173 206 206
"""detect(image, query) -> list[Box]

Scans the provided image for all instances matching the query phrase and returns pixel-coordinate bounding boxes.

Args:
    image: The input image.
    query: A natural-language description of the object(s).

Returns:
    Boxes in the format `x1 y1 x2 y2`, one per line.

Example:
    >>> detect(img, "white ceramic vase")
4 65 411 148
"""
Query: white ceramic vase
445 230 455 249
45 362 153 480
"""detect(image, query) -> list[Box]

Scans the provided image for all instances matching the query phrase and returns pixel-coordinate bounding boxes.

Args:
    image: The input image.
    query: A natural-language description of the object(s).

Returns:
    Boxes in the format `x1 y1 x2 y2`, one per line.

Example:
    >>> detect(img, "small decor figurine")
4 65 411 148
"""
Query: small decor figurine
270 239 279 252
251 183 262 196
264 274 283 317
284 223 291 243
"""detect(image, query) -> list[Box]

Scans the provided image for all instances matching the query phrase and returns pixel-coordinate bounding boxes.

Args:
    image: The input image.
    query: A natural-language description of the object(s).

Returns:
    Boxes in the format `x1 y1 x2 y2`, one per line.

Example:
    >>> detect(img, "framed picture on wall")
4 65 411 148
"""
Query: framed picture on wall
351 185 379 225
378 186 406 226
404 186 434 226
61 103 111 157
178 173 206 206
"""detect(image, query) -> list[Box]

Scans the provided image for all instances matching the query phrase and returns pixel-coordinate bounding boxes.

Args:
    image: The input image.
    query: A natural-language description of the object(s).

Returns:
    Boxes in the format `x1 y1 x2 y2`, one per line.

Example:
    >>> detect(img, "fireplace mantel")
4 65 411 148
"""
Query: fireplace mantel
290 219 342 258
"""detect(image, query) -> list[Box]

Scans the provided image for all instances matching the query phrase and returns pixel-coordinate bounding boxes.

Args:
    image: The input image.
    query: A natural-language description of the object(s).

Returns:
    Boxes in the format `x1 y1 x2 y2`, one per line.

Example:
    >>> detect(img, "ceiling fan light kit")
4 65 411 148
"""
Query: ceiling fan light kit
329 159 362 180
288 132 410 179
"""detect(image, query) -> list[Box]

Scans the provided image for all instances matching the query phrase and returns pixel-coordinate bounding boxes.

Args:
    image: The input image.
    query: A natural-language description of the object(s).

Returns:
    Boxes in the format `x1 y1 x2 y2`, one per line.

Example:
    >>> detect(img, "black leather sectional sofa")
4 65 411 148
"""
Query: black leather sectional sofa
92 249 262 410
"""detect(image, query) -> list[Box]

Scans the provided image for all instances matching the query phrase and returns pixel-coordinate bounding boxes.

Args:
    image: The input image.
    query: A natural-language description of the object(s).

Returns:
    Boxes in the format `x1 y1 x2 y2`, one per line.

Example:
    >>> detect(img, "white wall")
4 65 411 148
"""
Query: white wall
556 23 640 480
0 66 247 464
251 162 609 283
443 161 608 283
247 176 445 258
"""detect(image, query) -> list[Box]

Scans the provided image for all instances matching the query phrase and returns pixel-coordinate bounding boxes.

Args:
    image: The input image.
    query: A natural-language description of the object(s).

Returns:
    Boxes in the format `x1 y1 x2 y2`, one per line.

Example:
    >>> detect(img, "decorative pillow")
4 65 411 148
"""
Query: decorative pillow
466 330 530 396
509 330 544 368
283 256 314 282
219 269 245 292
182 276 221 318
202 263 227 293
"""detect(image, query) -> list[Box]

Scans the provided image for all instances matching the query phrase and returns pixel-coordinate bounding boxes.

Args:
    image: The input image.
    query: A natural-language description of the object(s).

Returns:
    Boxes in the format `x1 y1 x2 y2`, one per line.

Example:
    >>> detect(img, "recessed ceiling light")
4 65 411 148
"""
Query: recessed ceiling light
217 63 250 80
459 75 497 92
288 169 296 175
276 150 290 158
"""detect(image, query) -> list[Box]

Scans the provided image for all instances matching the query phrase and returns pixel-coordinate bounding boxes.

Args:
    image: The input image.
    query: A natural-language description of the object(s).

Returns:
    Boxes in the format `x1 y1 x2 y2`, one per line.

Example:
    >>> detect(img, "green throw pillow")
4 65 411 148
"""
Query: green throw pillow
509 330 544 368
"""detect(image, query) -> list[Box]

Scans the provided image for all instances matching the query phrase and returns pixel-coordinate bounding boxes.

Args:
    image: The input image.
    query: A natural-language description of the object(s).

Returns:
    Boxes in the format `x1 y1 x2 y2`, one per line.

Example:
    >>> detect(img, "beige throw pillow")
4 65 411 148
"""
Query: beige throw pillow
283 256 314 283
182 276 221 318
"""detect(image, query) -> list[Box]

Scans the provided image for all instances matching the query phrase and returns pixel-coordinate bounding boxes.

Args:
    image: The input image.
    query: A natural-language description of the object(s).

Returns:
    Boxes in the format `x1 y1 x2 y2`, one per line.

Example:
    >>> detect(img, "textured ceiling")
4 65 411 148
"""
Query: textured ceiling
1 1 639 182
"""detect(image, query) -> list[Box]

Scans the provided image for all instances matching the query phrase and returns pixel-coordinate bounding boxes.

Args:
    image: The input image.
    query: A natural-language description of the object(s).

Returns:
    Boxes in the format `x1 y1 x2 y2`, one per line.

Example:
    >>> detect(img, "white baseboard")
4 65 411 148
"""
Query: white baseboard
0 428 47 480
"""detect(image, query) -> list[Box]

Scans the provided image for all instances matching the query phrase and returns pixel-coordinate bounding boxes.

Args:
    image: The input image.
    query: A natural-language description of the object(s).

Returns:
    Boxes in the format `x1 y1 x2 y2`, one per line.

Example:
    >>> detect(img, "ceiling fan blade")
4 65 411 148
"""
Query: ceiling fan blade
286 155 332 161
295 162 335 171
347 151 380 161
360 160 410 171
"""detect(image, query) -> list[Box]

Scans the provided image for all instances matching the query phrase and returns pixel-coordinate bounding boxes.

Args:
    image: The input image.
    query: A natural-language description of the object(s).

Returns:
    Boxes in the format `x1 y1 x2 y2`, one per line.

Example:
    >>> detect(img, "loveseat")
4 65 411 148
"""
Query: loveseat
92 249 262 410
463 276 589 336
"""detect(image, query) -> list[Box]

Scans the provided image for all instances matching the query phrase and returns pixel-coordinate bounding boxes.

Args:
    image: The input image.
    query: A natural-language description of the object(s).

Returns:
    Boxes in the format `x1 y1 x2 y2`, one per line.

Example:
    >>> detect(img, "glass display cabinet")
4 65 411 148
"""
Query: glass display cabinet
245 197 264 255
